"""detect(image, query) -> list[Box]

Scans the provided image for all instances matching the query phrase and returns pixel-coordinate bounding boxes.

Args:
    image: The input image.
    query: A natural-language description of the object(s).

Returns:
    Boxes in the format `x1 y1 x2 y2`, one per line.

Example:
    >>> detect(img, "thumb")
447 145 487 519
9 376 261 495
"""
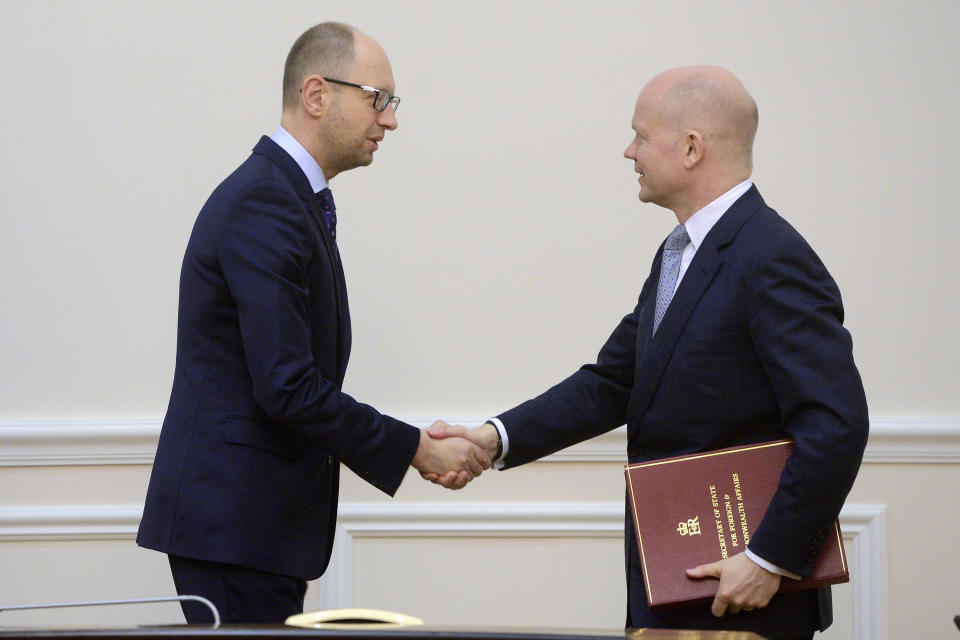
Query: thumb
427 420 452 439
428 421 470 440
687 560 723 580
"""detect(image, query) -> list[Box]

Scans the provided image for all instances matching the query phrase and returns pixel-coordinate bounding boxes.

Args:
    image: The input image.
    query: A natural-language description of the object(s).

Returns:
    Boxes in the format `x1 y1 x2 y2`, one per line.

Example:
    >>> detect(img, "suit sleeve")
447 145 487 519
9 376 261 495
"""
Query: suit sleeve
218 179 420 496
744 225 869 576
497 292 647 468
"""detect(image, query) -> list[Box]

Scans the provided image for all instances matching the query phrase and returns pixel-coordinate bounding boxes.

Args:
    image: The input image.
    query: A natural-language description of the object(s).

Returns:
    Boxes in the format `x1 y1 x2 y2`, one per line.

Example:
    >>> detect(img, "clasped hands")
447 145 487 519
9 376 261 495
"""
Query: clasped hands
410 421 498 490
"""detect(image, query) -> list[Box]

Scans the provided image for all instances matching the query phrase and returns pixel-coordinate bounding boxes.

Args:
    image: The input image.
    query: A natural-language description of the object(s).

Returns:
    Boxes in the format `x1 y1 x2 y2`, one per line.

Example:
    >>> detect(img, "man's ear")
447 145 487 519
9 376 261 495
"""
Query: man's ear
300 75 328 117
682 130 704 169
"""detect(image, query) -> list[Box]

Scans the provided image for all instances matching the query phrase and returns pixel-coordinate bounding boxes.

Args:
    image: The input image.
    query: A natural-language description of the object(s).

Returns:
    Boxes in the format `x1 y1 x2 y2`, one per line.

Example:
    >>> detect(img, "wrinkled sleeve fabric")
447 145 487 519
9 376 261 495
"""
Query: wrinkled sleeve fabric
497 294 646 468
744 223 869 576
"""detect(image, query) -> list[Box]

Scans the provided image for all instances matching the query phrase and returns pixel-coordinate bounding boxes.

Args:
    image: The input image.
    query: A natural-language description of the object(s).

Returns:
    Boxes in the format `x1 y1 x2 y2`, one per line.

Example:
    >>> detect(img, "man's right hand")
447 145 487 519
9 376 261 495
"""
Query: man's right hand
410 421 491 490
418 421 500 488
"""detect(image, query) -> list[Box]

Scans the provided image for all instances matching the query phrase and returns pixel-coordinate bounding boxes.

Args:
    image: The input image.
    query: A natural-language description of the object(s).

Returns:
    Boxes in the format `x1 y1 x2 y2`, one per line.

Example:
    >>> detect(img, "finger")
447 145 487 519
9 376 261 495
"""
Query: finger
427 421 451 439
465 453 484 477
428 423 469 440
420 472 440 481
436 470 461 488
451 471 471 489
687 562 721 579
711 595 728 617
474 445 492 469
444 470 469 490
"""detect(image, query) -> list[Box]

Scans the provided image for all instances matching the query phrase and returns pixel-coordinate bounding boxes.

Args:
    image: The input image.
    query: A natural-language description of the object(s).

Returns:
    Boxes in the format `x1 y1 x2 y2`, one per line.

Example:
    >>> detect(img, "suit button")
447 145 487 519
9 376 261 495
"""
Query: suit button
328 455 334 465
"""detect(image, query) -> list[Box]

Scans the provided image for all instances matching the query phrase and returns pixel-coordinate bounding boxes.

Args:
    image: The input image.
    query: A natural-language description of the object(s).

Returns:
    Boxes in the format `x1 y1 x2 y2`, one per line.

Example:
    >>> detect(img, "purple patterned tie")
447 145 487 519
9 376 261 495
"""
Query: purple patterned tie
652 224 690 335
316 187 337 241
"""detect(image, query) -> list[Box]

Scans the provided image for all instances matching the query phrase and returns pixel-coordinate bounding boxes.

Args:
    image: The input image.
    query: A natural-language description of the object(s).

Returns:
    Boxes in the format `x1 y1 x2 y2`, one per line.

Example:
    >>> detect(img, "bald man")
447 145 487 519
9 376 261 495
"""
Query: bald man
430 67 868 639
137 22 489 624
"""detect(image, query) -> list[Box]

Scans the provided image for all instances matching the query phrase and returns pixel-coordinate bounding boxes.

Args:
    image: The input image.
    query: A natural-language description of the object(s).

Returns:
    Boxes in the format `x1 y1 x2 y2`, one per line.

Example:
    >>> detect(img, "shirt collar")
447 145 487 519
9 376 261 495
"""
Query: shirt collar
683 179 753 250
270 126 328 193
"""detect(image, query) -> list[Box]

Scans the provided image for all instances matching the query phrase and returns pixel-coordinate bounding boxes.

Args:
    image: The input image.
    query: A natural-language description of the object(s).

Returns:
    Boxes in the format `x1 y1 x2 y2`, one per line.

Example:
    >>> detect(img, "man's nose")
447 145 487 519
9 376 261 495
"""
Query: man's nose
378 106 398 131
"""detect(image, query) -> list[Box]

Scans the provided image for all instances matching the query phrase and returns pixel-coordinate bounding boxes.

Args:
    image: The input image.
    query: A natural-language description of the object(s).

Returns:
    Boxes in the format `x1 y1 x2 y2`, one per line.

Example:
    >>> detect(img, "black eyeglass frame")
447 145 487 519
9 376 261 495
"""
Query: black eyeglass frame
322 77 400 112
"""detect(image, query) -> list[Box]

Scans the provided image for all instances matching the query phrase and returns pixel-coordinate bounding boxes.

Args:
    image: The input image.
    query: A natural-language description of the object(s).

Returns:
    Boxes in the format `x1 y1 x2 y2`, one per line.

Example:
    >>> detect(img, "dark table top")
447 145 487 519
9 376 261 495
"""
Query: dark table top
0 625 765 640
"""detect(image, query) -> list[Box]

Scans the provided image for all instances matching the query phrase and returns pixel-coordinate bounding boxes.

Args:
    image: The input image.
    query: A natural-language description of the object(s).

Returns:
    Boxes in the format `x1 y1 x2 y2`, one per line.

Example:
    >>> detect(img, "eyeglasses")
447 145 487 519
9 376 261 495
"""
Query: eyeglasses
323 77 400 112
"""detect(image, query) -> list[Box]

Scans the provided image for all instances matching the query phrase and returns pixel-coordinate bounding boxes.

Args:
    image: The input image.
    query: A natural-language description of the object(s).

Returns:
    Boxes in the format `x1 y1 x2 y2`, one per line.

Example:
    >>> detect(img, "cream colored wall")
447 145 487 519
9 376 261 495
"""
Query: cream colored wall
1 1 959 638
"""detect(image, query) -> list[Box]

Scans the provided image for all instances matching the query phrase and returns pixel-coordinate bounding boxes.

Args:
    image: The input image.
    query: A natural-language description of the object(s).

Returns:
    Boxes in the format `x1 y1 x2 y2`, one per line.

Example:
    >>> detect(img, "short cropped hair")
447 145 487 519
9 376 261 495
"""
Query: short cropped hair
282 22 356 110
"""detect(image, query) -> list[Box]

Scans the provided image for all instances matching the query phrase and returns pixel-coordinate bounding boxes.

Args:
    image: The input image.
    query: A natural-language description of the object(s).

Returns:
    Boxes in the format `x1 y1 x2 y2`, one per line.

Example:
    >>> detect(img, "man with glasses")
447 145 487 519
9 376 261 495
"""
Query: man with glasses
137 22 490 624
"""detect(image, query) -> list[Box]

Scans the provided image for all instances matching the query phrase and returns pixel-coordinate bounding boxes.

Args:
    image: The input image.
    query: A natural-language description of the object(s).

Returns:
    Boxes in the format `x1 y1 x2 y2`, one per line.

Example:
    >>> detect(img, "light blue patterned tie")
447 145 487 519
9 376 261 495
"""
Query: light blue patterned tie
652 224 690 335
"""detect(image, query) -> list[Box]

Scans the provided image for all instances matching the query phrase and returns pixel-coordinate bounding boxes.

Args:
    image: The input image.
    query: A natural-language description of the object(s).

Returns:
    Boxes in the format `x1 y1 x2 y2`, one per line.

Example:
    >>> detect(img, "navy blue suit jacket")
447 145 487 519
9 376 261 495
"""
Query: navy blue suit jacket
137 137 421 580
497 187 868 637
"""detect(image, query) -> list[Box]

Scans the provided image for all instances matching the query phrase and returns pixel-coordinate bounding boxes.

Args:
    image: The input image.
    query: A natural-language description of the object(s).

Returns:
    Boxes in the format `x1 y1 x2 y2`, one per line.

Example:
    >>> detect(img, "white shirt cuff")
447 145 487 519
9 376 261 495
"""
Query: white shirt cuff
487 418 509 470
745 548 802 580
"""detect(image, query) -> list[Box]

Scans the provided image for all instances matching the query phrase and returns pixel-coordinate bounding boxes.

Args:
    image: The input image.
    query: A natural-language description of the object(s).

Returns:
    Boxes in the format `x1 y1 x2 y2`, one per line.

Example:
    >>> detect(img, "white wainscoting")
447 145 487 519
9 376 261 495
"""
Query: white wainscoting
0 501 887 640
0 415 934 635
0 504 141 541
308 502 887 640
308 501 626 611
1 416 958 466
837 504 888 640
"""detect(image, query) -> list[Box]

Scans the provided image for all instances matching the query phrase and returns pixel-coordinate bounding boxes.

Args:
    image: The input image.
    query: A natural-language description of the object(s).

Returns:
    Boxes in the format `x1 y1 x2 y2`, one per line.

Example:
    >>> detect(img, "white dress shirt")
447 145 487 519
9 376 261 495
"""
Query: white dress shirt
270 126 328 193
673 179 753 292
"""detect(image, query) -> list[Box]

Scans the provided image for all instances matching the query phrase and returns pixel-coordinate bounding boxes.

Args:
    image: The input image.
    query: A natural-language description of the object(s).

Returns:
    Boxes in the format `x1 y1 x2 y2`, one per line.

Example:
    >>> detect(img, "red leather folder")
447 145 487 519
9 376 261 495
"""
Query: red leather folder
625 439 848 611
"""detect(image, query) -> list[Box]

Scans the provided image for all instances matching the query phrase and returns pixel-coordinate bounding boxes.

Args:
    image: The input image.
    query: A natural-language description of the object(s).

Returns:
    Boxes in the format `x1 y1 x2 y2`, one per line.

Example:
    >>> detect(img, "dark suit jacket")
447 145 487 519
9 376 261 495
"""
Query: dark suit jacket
497 186 868 637
137 137 421 580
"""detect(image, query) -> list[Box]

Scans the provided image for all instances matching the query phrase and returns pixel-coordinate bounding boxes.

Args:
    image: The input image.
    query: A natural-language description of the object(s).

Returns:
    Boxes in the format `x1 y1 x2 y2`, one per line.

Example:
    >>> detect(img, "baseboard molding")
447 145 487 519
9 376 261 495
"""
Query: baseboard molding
0 500 885 640
0 416 957 466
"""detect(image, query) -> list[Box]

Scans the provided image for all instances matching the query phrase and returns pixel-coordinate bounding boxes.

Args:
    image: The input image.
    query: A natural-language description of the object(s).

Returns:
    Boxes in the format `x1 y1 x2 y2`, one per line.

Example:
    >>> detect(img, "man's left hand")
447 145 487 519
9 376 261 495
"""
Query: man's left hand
686 552 781 617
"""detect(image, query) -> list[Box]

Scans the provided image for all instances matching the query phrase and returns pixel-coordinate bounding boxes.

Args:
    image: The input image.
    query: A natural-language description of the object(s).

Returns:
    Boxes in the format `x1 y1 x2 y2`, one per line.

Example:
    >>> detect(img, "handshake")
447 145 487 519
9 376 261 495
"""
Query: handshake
410 421 499 490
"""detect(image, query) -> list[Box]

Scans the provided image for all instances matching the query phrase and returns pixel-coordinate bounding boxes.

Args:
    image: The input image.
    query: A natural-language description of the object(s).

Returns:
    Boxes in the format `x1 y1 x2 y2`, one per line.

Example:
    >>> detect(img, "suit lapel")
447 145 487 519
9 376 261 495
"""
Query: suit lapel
629 186 765 422
632 252 661 364
628 246 722 421
306 197 351 382
253 136 352 383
